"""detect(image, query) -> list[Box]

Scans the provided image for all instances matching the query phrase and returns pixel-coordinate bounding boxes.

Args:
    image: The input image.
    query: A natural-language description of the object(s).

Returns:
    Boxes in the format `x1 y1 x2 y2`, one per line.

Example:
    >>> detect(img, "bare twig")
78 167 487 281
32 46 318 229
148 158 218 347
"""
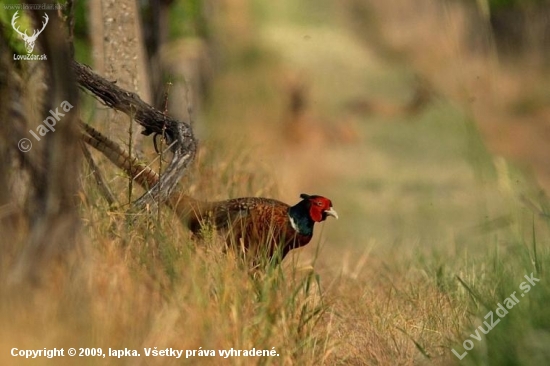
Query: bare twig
158 81 172 223
80 142 117 207
80 122 160 190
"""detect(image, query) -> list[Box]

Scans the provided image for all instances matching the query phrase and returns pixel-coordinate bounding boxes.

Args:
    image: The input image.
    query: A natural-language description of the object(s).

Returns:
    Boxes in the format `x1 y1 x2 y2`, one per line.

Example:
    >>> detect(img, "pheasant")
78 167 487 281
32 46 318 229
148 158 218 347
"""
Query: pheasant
181 193 338 263
81 123 338 263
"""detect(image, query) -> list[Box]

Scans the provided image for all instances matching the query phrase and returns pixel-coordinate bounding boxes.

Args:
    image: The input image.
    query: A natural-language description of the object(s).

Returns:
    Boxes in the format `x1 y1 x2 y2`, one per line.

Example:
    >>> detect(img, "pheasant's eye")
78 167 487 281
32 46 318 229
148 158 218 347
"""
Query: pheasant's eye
316 201 322 206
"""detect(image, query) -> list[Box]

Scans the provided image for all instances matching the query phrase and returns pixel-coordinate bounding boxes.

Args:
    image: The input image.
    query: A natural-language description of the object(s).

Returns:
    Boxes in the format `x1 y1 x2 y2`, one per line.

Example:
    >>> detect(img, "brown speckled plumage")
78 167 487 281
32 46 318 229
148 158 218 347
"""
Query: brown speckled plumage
181 194 338 264
185 197 306 261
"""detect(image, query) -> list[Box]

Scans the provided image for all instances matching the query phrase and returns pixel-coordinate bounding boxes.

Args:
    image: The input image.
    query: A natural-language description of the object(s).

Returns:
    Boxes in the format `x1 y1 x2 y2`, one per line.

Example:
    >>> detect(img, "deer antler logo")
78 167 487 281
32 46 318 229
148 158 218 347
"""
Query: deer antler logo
11 11 49 54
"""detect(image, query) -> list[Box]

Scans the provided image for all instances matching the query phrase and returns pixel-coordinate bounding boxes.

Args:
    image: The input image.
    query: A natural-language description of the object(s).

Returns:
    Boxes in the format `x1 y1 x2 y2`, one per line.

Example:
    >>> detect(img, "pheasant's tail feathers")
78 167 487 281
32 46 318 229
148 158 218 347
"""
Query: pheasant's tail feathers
81 123 160 190
82 123 208 222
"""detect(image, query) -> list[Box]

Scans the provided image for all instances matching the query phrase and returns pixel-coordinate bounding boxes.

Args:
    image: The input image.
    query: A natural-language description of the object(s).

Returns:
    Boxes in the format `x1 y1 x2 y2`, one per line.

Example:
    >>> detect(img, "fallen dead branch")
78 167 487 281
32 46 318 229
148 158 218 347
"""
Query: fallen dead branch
72 61 197 211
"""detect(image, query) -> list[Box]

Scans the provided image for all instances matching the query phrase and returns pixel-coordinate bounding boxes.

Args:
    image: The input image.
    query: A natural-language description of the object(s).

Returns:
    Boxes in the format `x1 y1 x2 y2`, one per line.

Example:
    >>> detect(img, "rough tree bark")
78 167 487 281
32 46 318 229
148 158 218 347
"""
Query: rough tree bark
3 2 81 285
89 0 152 147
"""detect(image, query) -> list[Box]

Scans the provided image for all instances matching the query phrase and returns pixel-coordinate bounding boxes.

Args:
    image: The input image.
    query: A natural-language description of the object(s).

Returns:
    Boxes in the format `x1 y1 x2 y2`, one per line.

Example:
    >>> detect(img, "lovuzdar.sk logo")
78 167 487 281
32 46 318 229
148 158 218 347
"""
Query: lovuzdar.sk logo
11 10 48 61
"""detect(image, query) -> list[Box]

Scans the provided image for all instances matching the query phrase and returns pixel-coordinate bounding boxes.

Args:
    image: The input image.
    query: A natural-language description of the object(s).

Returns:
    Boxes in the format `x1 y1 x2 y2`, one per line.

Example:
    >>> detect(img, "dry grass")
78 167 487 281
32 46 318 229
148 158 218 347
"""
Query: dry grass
3 0 550 365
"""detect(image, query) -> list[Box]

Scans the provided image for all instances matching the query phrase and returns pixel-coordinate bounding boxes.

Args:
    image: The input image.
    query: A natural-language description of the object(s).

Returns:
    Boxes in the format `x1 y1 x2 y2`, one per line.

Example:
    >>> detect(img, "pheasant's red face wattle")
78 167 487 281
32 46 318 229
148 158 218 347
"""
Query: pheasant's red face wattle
306 196 338 222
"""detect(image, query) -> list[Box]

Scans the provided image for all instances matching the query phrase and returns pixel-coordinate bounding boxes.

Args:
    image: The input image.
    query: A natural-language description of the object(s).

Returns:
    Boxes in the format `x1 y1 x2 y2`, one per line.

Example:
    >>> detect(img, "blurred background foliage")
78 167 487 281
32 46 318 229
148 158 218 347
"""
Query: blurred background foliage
2 0 550 364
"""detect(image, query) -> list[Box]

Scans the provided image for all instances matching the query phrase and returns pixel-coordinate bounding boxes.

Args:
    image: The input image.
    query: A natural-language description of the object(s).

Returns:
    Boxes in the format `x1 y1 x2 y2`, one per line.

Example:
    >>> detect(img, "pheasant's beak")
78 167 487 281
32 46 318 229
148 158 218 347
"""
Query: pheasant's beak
324 207 339 219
